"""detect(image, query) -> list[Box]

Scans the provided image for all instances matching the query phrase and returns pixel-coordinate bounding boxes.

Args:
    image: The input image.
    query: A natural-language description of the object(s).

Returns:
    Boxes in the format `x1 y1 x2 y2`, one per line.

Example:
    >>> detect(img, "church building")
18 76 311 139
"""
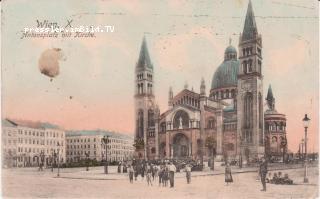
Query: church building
134 0 287 163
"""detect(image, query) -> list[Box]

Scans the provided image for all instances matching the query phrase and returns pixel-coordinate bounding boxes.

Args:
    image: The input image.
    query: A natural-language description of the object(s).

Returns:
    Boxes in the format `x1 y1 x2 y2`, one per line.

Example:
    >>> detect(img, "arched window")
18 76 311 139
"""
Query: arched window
136 110 144 138
243 61 247 74
141 83 144 94
148 109 155 128
160 122 166 132
173 110 190 129
207 117 216 129
243 92 253 142
248 59 253 72
259 92 263 128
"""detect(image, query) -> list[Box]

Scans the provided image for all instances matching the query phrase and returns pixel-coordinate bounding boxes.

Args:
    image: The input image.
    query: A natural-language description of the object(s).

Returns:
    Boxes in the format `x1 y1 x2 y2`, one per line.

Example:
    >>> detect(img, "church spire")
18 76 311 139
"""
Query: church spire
242 0 258 41
136 36 153 71
266 84 275 110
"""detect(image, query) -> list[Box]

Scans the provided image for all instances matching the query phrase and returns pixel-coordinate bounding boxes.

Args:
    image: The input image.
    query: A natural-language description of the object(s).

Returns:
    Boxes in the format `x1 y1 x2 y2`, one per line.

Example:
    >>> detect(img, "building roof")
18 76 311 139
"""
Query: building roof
225 45 237 55
266 84 274 101
66 130 134 140
3 118 61 130
136 36 153 70
2 119 18 128
242 0 258 41
211 59 239 90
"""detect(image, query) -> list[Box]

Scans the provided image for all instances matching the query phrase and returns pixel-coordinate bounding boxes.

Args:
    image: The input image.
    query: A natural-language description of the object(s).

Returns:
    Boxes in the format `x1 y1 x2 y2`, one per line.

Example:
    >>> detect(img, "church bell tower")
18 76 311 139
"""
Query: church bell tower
134 36 156 160
237 0 264 160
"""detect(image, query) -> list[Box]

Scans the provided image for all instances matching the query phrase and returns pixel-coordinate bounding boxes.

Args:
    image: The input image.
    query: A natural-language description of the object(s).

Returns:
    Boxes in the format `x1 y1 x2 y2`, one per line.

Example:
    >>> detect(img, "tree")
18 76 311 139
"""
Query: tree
133 138 145 150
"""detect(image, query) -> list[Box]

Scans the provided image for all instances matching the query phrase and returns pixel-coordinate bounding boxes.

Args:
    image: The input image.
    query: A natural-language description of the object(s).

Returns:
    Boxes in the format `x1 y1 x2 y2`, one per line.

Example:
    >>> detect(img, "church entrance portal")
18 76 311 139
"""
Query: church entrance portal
173 133 189 158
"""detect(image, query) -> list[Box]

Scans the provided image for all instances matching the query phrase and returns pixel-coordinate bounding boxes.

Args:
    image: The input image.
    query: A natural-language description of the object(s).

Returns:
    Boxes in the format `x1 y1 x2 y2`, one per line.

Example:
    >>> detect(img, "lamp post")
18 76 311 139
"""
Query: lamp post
301 139 305 160
85 152 89 171
302 114 310 183
51 149 54 172
101 135 110 174
57 142 60 177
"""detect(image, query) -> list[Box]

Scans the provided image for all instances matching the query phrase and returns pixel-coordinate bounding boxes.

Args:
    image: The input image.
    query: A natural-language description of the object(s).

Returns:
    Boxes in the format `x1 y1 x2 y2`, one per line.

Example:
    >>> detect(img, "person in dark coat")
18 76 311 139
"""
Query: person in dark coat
225 162 233 185
259 157 268 191
117 162 121 173
158 165 163 186
128 165 134 183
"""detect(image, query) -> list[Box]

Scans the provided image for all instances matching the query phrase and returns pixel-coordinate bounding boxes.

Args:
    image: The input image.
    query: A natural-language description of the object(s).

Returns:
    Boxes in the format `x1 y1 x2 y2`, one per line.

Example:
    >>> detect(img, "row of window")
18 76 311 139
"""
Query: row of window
211 89 236 100
136 73 153 81
17 129 64 138
242 59 262 74
137 83 153 95
241 46 262 57
67 138 129 144
17 147 64 154
67 150 130 156
173 96 200 109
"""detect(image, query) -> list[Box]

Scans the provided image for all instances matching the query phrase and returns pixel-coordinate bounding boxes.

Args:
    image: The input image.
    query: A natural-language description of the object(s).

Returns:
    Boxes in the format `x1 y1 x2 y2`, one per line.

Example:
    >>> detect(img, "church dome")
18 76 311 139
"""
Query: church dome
211 45 239 90
225 45 237 54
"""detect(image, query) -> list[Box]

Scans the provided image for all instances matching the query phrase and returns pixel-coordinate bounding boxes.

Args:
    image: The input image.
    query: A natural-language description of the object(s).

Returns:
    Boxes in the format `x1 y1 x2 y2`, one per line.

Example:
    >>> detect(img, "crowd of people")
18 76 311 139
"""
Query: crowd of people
266 171 293 185
124 160 193 187
119 156 294 191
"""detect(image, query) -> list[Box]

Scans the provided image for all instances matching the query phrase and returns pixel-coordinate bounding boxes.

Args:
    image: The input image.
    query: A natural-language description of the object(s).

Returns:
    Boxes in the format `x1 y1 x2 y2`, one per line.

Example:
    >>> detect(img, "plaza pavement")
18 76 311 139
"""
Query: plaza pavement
1 163 319 198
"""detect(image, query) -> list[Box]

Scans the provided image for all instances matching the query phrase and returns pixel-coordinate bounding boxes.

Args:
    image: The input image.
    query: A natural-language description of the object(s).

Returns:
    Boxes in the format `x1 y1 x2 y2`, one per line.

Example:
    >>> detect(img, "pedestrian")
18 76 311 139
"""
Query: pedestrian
158 165 163 186
163 166 169 187
146 164 153 186
141 163 145 181
117 162 121 173
151 164 155 181
185 164 191 184
134 164 138 181
128 165 134 183
154 165 159 181
169 162 176 188
259 157 268 191
225 162 233 185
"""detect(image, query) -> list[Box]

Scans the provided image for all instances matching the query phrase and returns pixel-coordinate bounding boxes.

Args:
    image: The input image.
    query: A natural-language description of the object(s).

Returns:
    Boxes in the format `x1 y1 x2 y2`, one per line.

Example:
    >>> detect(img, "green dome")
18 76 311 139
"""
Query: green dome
211 60 239 90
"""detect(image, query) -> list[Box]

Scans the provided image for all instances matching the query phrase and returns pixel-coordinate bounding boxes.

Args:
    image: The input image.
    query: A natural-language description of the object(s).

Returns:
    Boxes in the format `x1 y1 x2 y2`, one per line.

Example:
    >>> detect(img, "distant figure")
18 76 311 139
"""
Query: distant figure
283 173 293 185
141 163 145 181
151 164 155 181
158 165 164 186
169 162 176 188
225 163 233 185
163 166 169 187
185 164 191 184
123 163 127 173
134 165 138 181
128 165 134 183
117 162 121 173
146 164 153 186
259 157 268 191
271 172 278 184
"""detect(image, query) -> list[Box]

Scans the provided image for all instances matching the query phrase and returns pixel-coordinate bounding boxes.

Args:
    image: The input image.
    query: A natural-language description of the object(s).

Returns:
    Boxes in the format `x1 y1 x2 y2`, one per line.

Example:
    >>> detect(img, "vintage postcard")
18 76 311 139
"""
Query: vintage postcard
1 0 319 198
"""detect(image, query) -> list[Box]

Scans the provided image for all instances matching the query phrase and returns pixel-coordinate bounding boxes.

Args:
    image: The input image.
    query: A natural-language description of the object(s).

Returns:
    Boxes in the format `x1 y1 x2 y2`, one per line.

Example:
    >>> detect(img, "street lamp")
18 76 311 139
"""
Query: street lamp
85 152 89 171
302 114 310 183
51 149 54 172
57 142 60 177
101 135 110 174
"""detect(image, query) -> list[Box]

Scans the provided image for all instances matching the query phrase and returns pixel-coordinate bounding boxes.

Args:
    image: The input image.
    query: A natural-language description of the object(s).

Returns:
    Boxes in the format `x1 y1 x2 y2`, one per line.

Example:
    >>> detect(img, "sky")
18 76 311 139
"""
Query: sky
2 0 318 153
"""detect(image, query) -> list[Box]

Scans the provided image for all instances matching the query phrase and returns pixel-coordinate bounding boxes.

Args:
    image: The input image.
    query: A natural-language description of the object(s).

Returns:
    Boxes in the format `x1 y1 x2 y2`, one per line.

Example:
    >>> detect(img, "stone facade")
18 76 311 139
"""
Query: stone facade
65 130 134 163
2 119 66 167
134 1 287 162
